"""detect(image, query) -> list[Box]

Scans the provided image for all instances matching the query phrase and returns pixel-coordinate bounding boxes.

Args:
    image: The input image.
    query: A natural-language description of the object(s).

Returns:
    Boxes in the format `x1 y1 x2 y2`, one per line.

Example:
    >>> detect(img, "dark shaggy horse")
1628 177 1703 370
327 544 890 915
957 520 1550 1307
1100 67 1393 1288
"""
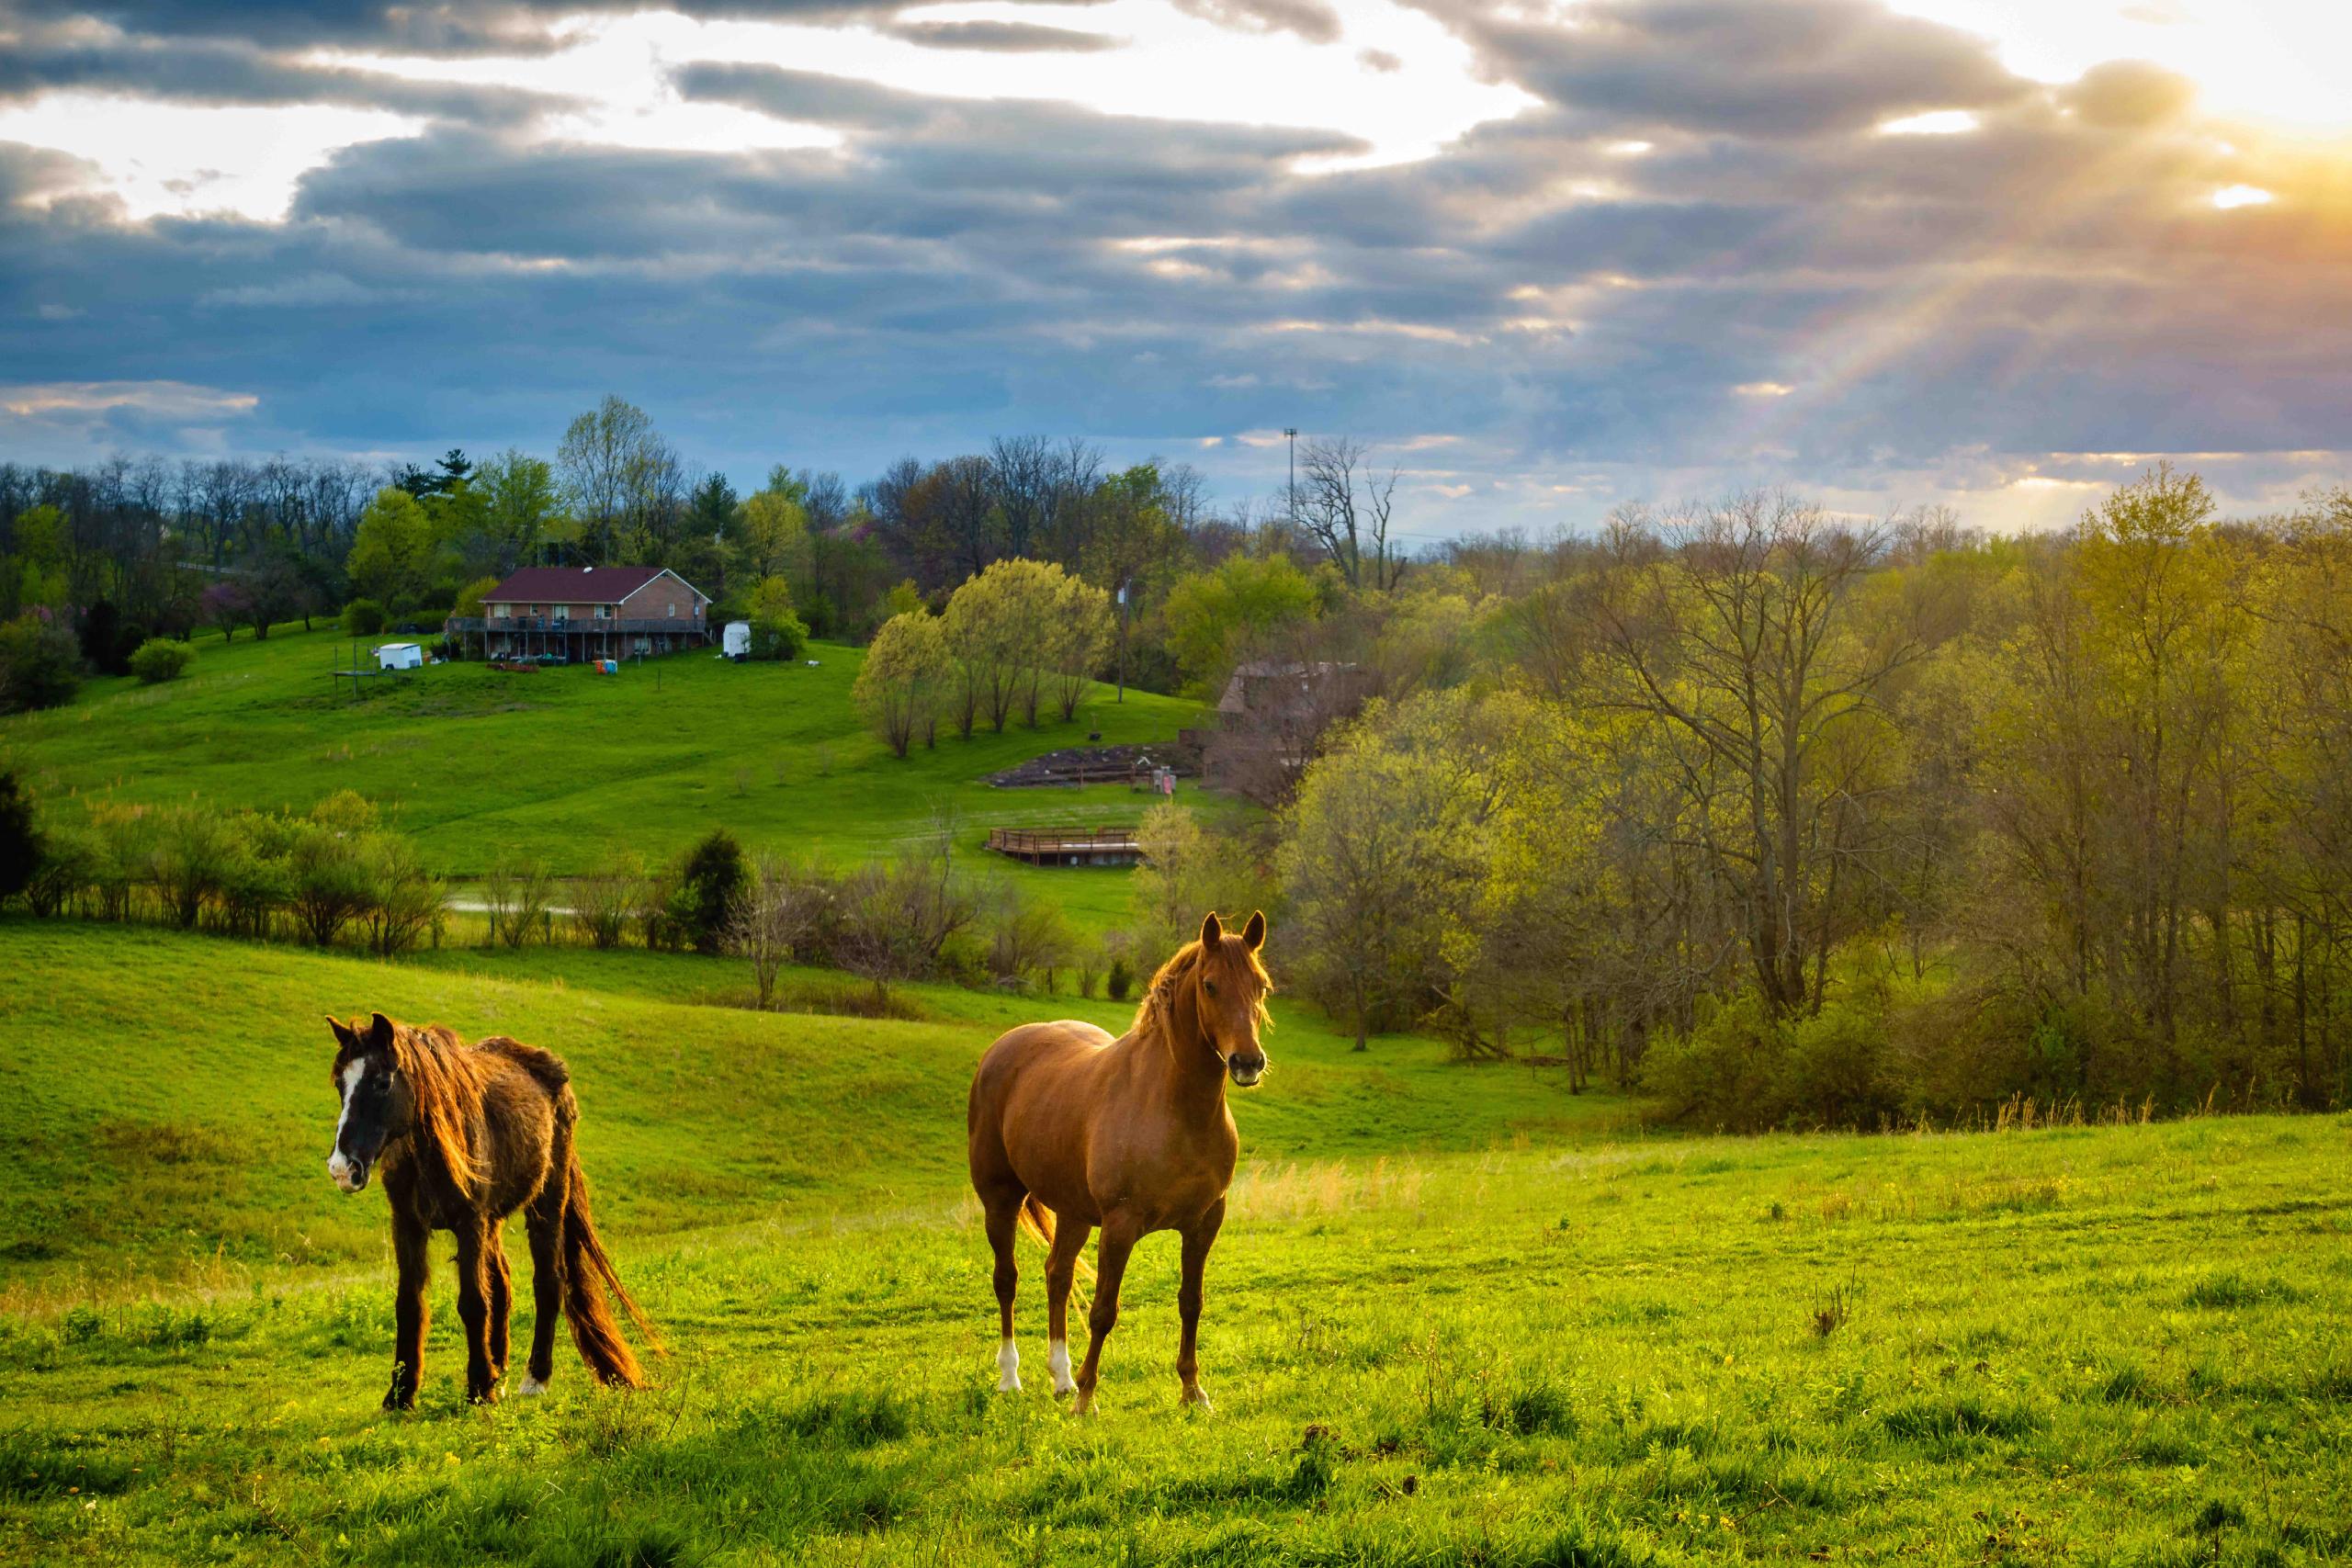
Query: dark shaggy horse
325 1012 658 1407
967 910 1272 1413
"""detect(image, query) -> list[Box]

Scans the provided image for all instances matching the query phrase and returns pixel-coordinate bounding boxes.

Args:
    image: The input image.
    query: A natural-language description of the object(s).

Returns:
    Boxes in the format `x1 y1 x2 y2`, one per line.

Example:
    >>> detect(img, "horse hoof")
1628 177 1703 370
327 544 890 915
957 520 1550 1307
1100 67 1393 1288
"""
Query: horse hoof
1183 1390 1214 1412
517 1374 548 1398
1071 1391 1096 1416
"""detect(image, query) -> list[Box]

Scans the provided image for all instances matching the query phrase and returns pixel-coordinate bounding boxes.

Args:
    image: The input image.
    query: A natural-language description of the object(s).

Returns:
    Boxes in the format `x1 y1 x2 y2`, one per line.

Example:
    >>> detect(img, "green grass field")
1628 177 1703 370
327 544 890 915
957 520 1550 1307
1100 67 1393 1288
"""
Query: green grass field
0 626 1217 915
3 919 2348 1565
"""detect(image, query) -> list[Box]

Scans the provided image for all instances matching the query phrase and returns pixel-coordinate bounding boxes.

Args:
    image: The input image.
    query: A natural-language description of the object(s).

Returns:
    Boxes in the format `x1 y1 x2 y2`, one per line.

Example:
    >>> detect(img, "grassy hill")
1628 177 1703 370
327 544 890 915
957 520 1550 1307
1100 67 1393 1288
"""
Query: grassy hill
3 919 2348 1565
0 625 1218 898
0 920 1630 1307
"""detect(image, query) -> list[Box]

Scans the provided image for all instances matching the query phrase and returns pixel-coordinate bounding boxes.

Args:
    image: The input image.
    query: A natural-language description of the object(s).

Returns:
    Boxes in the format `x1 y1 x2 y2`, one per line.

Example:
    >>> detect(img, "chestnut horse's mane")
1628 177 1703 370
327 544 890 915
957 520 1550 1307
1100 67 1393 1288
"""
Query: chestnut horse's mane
389 1021 494 1198
1133 935 1275 1041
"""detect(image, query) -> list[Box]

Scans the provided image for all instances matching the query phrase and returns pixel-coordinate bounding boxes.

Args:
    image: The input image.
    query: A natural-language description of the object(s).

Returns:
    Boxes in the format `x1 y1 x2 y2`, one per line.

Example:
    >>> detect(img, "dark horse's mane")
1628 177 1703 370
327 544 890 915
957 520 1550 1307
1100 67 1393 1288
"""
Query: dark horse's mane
1133 935 1275 1040
389 1022 494 1197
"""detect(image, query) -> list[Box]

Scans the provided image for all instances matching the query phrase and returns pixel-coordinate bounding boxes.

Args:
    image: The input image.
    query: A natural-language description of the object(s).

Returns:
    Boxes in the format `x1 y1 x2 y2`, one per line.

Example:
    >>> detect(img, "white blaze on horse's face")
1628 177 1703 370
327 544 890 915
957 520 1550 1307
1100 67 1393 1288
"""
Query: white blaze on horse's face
328 1057 368 1192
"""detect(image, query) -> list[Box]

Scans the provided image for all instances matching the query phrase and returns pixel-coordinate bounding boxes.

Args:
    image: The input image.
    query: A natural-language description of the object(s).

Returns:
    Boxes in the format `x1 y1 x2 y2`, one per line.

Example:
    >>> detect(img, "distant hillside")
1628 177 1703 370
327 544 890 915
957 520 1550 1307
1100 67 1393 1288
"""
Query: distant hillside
0 625 1216 885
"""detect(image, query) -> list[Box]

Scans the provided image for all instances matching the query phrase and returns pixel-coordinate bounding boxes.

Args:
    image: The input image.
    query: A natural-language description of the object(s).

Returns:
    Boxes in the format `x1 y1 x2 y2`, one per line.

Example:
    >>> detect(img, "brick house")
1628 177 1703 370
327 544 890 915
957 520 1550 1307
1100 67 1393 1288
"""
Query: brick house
450 566 713 661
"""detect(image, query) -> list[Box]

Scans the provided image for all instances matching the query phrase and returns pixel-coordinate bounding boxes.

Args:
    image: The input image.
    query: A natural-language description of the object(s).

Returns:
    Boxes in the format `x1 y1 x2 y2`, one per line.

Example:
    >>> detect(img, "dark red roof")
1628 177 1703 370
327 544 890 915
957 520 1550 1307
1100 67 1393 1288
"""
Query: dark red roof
485 566 696 604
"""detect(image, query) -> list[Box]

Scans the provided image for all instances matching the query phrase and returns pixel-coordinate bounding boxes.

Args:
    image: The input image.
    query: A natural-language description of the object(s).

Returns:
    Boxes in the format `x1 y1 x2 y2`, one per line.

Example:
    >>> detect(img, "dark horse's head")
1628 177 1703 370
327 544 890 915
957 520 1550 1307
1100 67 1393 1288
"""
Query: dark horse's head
1185 910 1272 1088
324 1012 412 1193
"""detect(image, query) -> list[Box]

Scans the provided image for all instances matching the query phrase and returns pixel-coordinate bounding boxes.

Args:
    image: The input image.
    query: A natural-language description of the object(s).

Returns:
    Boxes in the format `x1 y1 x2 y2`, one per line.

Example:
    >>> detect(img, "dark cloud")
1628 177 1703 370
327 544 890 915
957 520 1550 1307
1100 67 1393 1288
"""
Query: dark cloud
880 20 1126 53
1433 0 2029 138
0 36 578 123
2 0 2348 530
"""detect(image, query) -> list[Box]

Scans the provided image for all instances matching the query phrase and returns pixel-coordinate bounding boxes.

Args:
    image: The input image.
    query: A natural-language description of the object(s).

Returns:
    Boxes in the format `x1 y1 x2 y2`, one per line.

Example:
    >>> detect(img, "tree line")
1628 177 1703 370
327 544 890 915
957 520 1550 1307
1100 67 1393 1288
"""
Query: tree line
0 397 1419 712
1259 470 2352 1125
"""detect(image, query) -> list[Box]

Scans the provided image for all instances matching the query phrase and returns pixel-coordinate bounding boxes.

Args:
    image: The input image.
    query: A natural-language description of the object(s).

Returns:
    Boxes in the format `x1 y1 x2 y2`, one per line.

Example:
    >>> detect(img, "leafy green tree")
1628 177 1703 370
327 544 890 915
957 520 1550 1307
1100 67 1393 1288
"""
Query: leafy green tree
854 610 953 757
345 488 435 611
477 448 565 569
1161 553 1318 693
0 611 81 714
746 575 809 660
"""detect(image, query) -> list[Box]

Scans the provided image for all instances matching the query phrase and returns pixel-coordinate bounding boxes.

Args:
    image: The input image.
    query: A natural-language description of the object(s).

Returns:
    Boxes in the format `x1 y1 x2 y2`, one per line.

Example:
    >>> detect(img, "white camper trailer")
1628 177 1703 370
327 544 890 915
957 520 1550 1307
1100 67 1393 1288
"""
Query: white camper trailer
722 620 752 660
375 642 424 671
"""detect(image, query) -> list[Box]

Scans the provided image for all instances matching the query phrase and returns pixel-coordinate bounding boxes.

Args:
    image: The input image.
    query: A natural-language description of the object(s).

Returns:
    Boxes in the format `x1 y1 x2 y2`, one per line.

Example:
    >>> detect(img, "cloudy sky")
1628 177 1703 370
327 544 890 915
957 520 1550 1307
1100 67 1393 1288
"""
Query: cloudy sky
3 0 2349 536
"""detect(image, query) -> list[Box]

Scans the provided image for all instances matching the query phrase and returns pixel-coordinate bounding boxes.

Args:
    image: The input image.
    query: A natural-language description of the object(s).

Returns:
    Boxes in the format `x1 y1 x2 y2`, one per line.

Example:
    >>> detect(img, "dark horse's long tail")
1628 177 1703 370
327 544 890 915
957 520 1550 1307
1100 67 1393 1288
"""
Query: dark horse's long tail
562 1151 662 1387
1017 1194 1096 1287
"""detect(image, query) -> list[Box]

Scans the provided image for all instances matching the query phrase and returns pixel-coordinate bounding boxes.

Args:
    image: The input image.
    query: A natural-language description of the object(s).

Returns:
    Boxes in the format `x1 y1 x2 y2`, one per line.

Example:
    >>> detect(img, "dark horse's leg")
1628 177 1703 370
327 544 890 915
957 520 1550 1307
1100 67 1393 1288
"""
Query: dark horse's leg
1045 1213 1093 1398
520 1158 568 1395
386 1209 431 1411
1071 1212 1140 1416
1177 1198 1225 1408
981 1192 1023 1391
454 1217 501 1404
485 1226 513 1385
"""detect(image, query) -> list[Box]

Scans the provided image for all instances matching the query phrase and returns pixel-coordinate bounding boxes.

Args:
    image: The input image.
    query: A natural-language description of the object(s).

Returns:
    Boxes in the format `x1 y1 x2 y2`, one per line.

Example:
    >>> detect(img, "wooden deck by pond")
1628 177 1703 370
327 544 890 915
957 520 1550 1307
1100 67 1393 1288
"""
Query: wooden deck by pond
985 826 1143 866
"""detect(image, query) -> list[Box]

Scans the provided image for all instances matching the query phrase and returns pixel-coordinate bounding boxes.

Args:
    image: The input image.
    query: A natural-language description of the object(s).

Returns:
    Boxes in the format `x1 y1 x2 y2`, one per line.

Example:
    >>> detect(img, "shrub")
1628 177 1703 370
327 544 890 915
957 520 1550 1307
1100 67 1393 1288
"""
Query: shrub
0 611 82 714
341 598 387 637
128 637 195 685
674 829 749 954
0 772 39 903
752 608 810 662
1107 954 1135 1003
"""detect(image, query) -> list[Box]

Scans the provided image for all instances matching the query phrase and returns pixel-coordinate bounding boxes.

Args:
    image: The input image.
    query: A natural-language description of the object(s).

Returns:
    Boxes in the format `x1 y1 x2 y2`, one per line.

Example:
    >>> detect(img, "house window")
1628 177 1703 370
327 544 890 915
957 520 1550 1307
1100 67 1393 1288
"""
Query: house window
667 602 676 618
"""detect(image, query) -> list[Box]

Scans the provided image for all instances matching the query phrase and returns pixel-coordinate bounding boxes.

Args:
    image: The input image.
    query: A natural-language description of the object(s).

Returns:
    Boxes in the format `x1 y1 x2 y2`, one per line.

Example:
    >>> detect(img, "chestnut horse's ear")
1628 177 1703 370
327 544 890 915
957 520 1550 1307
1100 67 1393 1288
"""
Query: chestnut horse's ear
1200 911 1224 948
326 1015 356 1049
1242 909 1266 952
368 1011 396 1051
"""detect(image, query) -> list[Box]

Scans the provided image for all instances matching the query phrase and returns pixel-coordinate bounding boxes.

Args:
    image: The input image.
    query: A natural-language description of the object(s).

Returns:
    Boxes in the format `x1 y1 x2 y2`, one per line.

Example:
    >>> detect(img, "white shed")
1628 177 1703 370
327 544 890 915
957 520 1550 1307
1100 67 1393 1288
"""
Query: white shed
722 620 752 659
375 642 424 671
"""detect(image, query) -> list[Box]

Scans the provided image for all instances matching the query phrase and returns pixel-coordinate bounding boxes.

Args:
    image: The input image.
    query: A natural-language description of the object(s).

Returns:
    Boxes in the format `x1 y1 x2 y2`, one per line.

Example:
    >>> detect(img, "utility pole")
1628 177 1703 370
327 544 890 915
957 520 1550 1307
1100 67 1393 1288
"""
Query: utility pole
1115 578 1129 704
1283 427 1298 527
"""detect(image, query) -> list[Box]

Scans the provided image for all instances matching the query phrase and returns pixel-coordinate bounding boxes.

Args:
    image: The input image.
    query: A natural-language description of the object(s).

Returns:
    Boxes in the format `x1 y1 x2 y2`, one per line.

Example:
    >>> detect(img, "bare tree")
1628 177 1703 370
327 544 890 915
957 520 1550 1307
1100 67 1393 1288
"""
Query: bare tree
1296 435 1406 592
729 853 830 1009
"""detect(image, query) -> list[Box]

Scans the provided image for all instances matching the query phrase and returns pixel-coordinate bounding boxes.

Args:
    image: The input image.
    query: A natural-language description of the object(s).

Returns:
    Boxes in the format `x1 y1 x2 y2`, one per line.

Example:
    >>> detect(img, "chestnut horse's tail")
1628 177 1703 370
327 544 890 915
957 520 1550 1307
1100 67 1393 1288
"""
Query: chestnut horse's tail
1018 1194 1096 1286
562 1151 662 1387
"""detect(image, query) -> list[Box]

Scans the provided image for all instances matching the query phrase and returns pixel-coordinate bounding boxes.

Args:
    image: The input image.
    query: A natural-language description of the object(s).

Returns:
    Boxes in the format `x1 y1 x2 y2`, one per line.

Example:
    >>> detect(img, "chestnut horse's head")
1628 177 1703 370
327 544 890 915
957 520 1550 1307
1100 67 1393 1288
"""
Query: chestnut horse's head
1187 909 1272 1088
324 1012 413 1193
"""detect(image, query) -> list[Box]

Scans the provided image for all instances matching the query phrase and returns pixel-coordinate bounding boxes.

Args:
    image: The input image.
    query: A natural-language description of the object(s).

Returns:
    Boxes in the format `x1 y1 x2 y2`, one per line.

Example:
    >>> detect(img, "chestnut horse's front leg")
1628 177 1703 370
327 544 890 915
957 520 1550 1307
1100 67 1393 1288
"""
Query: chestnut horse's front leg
1177 1198 1225 1409
385 1209 431 1410
453 1218 501 1404
1071 1213 1139 1416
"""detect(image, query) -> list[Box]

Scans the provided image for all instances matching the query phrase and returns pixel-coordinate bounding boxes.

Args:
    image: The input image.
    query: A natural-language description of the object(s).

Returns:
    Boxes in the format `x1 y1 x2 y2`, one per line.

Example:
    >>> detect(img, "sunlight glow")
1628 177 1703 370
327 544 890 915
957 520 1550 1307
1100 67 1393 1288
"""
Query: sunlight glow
1887 0 2352 137
1879 110 1980 136
2211 184 2275 209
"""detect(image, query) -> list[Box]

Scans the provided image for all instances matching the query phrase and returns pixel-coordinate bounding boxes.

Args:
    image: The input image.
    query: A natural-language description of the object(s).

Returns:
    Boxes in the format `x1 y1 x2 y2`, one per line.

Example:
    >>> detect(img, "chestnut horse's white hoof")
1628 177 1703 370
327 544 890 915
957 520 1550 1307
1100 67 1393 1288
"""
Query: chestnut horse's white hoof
1182 1386 1213 1412
1049 1339 1076 1396
517 1373 548 1398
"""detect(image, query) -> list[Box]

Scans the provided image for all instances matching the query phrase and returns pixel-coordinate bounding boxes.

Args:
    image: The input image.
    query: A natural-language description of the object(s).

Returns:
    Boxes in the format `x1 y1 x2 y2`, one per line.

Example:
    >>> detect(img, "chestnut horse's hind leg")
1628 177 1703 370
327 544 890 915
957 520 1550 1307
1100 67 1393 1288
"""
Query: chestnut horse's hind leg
1045 1213 1093 1397
519 1171 566 1396
486 1227 514 1386
1071 1213 1139 1416
981 1192 1023 1390
454 1218 501 1404
386 1209 431 1411
1177 1199 1225 1409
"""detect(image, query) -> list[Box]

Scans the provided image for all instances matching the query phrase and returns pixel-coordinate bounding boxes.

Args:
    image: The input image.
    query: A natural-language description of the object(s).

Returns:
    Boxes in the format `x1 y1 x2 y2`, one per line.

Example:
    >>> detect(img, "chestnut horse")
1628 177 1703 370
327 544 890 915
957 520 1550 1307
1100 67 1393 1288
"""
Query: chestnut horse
324 1012 659 1408
967 910 1271 1413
